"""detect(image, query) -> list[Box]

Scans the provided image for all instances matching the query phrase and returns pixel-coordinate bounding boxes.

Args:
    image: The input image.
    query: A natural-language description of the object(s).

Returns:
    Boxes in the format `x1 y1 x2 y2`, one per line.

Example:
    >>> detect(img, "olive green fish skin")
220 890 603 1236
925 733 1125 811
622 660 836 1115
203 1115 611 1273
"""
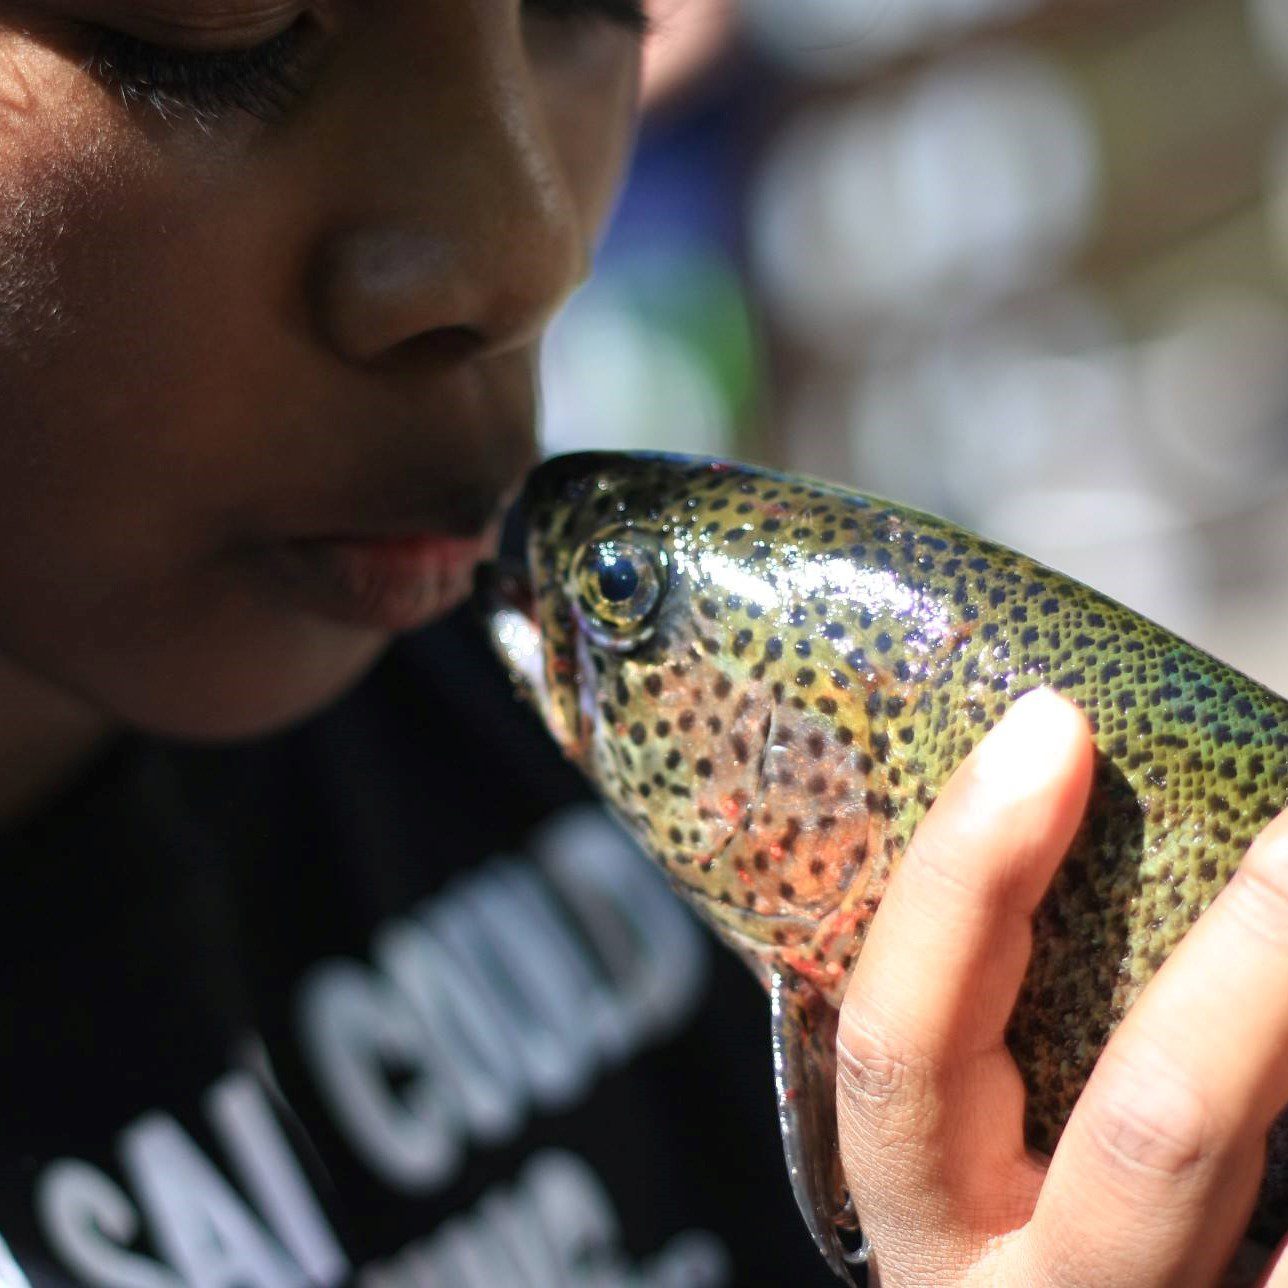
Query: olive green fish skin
513 451 1288 1234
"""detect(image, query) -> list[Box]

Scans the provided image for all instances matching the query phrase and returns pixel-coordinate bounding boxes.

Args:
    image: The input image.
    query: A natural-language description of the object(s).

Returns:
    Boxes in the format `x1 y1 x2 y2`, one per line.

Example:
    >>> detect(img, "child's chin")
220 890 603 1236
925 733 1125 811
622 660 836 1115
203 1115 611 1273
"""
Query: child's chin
110 630 394 745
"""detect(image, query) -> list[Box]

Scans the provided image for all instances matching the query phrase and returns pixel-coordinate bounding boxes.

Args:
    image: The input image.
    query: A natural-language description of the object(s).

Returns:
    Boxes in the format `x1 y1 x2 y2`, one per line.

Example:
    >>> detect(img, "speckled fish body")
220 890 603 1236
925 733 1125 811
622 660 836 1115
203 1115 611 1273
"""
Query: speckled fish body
486 451 1288 1278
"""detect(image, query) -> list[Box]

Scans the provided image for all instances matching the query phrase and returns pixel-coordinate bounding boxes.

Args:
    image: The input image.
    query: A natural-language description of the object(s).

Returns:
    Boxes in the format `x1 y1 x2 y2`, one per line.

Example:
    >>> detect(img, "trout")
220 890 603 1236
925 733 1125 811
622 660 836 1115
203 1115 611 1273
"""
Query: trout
484 451 1288 1282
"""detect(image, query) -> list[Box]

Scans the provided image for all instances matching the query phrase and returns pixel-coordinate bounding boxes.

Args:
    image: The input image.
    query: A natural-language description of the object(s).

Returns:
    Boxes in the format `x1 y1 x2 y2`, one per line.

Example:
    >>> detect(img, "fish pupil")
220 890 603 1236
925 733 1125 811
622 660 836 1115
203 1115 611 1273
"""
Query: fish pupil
597 552 640 603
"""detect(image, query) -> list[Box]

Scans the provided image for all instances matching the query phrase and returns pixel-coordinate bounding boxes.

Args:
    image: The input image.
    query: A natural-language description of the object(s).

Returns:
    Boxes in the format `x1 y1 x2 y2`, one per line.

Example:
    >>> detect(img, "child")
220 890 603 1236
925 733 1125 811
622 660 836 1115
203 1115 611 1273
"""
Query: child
0 4 1282 1285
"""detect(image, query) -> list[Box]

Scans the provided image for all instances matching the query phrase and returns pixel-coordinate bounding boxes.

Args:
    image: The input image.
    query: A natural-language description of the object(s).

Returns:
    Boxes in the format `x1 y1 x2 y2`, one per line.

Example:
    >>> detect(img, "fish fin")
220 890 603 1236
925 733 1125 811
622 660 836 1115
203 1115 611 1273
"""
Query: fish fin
771 970 873 1284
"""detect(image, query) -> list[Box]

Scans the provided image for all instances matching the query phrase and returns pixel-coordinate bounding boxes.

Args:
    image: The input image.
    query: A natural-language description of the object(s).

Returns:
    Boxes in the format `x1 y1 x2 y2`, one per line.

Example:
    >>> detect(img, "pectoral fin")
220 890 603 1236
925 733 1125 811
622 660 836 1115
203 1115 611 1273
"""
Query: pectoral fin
771 970 872 1285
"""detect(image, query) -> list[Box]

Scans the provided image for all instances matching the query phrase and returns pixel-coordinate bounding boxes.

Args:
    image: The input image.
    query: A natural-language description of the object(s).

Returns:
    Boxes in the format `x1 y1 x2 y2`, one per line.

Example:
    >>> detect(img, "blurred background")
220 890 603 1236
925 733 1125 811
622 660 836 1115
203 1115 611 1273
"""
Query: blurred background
541 0 1288 693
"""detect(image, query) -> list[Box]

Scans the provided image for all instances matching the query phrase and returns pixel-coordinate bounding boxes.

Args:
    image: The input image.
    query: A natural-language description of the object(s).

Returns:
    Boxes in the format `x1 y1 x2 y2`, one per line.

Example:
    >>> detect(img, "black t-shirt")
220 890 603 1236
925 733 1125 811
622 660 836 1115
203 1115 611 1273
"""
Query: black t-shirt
0 611 837 1287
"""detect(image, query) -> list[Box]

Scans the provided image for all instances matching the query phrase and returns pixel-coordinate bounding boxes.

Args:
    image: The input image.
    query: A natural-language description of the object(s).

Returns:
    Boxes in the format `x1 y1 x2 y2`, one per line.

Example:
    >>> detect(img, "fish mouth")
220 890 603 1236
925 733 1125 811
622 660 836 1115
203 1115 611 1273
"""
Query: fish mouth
478 557 589 761
478 560 544 696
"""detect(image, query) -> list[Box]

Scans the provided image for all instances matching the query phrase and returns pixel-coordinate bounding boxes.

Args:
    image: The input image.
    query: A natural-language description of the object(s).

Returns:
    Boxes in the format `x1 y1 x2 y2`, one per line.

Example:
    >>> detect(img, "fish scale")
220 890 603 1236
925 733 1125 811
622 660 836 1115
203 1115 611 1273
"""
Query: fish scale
486 451 1288 1281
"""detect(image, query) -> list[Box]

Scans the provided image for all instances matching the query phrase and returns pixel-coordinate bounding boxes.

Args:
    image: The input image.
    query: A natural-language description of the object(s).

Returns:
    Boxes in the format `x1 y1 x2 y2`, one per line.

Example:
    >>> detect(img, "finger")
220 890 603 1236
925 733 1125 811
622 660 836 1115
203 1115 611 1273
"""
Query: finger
837 688 1094 1250
1027 808 1288 1287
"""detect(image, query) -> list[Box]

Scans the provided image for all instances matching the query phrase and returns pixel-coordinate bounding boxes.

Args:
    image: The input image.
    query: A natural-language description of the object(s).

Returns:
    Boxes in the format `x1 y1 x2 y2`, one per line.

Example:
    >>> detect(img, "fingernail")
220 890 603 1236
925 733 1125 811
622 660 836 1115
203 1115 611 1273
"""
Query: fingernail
969 687 1080 801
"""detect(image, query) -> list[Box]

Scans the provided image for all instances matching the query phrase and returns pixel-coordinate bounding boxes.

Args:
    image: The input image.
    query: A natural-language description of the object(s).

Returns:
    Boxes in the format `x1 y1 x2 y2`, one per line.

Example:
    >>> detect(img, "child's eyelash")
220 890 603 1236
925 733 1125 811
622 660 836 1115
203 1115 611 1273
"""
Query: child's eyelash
86 21 310 122
86 0 650 123
529 0 651 32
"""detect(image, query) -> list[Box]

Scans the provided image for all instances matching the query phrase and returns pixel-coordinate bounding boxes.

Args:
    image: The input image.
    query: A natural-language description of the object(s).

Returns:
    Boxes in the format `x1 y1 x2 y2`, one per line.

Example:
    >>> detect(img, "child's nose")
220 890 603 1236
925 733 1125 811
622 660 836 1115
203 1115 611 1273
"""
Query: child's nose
310 17 588 367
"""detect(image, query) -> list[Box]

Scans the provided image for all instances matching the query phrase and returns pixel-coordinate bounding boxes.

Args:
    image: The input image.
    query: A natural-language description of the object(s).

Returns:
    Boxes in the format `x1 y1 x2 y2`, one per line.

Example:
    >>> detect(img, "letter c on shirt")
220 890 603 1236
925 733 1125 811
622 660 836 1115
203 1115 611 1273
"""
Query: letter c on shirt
297 959 461 1191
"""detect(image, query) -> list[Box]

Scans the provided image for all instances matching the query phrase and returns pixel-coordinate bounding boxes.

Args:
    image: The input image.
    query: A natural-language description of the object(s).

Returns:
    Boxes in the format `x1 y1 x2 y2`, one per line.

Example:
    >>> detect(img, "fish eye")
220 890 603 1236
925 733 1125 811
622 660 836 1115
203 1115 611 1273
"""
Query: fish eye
570 531 667 650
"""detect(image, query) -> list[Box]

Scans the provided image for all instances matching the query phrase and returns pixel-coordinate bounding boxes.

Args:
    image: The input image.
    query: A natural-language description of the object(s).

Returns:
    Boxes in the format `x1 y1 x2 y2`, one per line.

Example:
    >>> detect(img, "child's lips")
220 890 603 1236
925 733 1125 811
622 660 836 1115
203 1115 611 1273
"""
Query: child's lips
259 524 502 632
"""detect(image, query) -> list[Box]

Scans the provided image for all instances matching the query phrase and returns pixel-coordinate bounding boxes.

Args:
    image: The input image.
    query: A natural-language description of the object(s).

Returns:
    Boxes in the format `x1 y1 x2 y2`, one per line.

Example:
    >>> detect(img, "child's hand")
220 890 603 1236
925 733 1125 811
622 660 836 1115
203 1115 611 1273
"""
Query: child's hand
837 688 1288 1286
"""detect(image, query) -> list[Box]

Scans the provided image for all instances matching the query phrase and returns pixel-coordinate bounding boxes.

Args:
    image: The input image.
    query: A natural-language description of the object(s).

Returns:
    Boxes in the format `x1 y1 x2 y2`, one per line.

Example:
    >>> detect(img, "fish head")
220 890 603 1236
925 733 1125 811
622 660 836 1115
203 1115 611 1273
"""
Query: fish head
487 452 907 983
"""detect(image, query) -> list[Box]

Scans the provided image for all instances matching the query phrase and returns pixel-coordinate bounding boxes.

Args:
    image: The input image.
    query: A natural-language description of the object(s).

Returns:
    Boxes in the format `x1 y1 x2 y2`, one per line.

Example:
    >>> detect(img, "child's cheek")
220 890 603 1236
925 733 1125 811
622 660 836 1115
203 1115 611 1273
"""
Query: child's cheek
0 32 152 364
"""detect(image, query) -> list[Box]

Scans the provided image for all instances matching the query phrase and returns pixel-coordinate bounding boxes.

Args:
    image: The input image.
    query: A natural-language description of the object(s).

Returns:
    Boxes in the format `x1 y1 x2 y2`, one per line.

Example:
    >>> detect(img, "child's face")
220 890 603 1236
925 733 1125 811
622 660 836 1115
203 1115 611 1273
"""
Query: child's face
0 2 643 738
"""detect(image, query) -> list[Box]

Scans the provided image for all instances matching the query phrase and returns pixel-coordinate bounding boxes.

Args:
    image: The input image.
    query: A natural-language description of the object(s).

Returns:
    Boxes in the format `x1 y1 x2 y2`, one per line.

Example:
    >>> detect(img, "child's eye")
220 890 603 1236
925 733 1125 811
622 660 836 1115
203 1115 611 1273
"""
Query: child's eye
85 18 313 122
525 0 650 32
85 0 647 124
